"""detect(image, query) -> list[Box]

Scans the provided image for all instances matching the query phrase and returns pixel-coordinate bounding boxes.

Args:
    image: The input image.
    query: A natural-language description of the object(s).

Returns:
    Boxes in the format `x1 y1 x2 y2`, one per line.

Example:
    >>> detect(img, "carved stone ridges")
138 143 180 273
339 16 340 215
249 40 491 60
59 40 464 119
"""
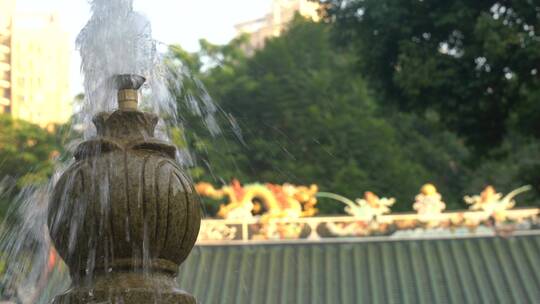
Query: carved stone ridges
48 106 201 302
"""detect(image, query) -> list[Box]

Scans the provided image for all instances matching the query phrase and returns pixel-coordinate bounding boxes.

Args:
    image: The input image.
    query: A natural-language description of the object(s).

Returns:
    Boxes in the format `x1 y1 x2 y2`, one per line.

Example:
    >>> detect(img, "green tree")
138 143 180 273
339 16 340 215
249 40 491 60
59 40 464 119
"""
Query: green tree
169 18 471 213
0 115 63 187
0 115 65 217
466 135 540 207
166 36 251 186
320 0 540 153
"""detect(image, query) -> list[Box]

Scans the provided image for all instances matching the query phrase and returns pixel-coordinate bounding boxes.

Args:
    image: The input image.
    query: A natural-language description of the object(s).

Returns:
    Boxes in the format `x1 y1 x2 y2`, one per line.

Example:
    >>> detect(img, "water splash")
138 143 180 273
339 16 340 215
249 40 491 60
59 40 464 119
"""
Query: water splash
75 0 230 163
77 0 175 137
0 180 70 303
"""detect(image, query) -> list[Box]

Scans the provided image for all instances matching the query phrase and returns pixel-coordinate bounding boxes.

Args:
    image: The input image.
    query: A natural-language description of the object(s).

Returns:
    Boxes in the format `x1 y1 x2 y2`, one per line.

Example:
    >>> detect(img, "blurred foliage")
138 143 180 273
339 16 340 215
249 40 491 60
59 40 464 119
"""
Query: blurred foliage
0 115 62 186
0 115 65 215
467 135 540 204
169 18 480 213
318 0 540 155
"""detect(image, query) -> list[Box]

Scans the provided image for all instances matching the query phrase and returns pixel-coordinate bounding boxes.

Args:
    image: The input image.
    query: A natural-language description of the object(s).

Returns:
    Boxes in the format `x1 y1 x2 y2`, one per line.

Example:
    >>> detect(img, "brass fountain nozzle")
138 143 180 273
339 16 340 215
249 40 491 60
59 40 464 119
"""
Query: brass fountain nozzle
114 74 146 111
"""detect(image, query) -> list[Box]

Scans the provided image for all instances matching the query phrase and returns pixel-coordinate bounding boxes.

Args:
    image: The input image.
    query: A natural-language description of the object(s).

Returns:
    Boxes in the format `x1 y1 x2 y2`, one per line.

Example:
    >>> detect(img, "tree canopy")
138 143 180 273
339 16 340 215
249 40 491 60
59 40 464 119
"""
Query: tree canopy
0 115 62 187
170 18 479 213
0 115 64 217
319 0 540 153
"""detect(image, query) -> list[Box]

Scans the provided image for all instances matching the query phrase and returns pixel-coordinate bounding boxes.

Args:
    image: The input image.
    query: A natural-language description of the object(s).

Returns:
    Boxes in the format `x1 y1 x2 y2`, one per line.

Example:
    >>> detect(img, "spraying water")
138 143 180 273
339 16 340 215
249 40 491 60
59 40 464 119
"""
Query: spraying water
0 0 232 302
78 0 169 133
76 0 223 142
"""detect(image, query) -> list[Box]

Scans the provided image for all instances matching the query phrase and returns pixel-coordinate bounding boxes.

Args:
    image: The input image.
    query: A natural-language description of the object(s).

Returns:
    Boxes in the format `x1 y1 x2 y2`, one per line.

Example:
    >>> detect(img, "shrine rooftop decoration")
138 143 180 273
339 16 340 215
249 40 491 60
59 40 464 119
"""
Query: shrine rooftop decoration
195 181 540 244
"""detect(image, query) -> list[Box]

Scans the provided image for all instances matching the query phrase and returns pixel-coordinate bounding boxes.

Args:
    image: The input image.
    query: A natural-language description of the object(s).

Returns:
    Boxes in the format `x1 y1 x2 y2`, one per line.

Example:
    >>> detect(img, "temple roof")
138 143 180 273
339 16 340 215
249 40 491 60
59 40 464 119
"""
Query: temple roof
179 233 540 304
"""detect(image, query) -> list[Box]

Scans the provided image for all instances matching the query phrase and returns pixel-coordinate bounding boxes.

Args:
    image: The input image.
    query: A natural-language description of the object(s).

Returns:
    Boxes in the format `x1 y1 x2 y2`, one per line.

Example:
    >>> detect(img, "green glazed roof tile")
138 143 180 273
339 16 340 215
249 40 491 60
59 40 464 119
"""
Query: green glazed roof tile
179 235 540 304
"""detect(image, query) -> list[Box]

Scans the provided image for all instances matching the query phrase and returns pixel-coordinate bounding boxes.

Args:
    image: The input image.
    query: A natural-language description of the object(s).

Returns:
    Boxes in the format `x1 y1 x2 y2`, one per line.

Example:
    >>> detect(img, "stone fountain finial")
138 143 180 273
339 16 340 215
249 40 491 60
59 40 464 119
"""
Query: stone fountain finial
114 74 146 110
48 74 201 303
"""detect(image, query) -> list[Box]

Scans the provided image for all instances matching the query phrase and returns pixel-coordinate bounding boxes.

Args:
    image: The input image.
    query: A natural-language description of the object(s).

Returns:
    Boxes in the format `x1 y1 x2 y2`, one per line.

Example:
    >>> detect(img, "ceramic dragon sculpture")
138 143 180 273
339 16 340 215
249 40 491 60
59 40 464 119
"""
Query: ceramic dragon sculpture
195 179 318 220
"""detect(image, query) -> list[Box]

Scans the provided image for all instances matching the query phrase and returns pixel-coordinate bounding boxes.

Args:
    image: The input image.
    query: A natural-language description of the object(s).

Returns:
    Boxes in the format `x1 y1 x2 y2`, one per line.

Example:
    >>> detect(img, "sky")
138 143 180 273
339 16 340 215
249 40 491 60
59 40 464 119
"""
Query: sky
16 0 272 94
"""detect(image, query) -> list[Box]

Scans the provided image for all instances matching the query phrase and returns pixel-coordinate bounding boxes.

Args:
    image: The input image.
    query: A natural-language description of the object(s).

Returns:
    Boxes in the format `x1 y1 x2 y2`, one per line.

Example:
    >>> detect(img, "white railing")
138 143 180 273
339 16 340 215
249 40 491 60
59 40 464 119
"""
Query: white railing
197 208 540 244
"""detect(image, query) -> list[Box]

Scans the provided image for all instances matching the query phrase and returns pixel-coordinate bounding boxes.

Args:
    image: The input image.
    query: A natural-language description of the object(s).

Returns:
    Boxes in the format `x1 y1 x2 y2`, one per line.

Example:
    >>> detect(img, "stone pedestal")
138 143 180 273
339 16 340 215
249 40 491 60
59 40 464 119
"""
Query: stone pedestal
53 273 196 304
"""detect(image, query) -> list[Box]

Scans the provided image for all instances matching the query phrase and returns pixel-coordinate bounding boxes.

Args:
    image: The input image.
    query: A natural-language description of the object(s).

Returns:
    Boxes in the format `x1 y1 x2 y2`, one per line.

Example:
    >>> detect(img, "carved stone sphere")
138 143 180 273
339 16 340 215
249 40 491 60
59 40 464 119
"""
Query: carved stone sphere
48 111 201 282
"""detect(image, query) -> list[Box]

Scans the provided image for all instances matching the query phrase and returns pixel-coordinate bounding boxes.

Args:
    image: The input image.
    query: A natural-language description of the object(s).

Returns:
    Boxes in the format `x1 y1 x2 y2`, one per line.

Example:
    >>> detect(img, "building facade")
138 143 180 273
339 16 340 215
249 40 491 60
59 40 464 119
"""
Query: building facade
0 0 16 114
236 0 320 54
0 1 71 127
